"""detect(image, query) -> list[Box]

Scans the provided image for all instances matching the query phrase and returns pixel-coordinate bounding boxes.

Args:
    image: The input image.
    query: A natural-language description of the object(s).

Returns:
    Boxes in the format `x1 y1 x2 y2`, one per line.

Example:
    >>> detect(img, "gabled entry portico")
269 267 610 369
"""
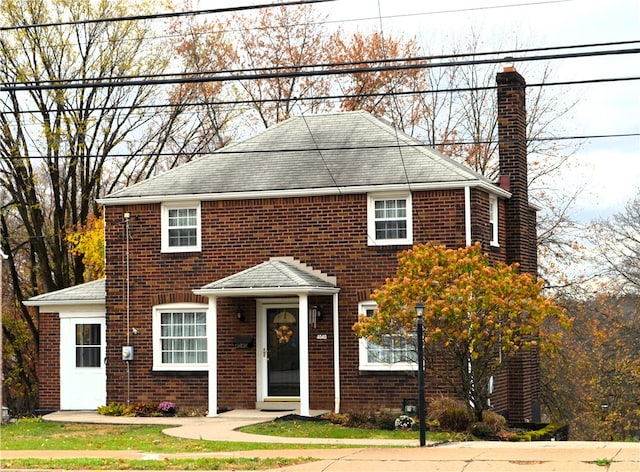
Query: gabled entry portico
193 257 340 417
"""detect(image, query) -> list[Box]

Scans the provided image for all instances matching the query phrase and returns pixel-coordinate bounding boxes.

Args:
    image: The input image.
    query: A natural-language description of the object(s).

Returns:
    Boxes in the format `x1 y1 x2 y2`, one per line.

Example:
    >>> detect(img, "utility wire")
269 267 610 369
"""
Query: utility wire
0 0 336 31
6 133 638 160
2 40 638 87
6 75 639 119
2 46 639 92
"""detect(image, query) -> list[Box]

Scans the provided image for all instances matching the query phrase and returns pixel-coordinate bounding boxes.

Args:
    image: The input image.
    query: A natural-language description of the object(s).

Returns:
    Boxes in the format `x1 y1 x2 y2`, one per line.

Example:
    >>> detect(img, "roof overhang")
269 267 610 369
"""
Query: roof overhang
23 299 104 307
98 180 511 206
193 286 340 298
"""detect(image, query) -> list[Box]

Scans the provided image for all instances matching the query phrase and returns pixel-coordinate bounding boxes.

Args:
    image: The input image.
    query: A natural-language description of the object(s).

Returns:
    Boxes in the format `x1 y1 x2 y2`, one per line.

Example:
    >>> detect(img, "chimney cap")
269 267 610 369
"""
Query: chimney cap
503 57 516 73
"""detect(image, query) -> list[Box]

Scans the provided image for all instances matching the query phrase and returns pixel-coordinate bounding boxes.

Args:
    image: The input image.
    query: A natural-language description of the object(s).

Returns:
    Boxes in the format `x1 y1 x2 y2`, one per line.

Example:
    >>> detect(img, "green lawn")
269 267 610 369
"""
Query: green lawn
0 418 321 470
0 416 458 470
239 419 455 441
0 418 332 452
0 457 311 471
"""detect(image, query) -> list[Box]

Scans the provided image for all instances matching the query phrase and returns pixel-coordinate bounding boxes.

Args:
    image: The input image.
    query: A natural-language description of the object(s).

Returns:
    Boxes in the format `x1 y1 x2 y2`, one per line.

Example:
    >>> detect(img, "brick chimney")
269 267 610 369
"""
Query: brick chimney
497 67 541 424
497 67 537 275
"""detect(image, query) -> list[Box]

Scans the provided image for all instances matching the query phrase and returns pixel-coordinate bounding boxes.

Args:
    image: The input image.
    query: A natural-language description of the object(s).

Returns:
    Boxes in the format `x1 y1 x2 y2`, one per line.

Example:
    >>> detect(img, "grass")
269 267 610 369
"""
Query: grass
1 420 256 453
0 415 458 470
239 418 456 442
0 418 323 470
0 457 313 470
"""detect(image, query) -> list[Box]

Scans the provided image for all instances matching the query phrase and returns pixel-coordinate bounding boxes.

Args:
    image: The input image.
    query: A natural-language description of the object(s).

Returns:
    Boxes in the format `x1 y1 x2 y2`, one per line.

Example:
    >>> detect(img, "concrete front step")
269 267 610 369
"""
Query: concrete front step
256 401 300 411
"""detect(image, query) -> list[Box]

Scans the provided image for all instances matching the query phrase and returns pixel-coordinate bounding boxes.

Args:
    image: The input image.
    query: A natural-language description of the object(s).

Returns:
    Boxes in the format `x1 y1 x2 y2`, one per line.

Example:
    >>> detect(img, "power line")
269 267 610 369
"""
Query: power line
2 46 639 92
0 0 336 31
6 75 639 116
6 133 638 160
5 39 637 86
333 0 573 25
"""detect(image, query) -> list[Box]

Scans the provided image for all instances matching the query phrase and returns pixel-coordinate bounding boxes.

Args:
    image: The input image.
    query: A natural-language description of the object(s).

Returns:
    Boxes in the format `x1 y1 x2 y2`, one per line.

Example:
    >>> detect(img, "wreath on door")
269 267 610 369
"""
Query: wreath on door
273 310 296 344
274 324 294 344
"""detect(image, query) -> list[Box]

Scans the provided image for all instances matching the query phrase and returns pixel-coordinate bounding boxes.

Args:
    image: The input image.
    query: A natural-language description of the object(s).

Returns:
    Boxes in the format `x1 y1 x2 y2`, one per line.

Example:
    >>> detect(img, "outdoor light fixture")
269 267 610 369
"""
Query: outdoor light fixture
309 305 322 328
415 301 426 447
236 309 245 322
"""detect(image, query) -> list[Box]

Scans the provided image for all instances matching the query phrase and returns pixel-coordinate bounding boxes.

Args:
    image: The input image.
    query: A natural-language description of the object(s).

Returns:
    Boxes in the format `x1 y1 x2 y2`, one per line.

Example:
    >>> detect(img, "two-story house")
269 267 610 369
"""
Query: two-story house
28 68 539 421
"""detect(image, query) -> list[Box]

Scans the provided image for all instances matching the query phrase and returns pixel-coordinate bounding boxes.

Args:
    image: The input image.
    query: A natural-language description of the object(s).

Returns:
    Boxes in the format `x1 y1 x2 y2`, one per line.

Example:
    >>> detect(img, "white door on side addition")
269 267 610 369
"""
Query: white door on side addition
59 316 106 410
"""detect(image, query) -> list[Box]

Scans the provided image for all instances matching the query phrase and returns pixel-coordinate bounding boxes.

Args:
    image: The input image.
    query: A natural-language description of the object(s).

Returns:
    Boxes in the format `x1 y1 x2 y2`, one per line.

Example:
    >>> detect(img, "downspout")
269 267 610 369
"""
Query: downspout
207 297 218 417
124 213 131 405
464 186 472 246
332 293 341 413
298 294 310 417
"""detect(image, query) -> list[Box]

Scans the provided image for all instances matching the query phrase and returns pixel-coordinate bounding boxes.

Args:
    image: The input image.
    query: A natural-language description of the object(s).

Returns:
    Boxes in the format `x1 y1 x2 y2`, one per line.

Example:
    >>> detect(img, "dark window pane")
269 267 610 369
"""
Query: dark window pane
76 346 100 367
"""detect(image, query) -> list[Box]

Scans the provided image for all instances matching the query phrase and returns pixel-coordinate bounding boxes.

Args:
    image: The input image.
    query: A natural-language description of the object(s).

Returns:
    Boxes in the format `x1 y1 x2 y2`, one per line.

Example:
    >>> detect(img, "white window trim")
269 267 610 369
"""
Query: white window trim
367 192 413 246
358 301 417 372
160 201 202 253
152 303 209 371
489 195 499 247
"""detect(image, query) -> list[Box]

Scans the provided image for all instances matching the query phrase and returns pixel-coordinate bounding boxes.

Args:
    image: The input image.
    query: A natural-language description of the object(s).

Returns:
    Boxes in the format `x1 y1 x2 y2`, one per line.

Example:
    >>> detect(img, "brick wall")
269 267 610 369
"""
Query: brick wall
497 68 540 422
37 311 60 410
103 187 525 414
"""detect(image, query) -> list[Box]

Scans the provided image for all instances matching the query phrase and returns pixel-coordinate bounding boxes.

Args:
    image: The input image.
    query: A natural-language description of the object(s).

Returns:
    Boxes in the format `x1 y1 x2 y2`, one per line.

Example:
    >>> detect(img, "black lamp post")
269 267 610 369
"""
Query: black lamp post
416 301 426 447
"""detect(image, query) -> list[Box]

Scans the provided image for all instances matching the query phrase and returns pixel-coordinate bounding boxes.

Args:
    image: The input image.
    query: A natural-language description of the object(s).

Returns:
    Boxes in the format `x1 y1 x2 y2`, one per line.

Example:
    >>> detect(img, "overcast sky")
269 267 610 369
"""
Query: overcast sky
315 0 640 222
211 0 640 222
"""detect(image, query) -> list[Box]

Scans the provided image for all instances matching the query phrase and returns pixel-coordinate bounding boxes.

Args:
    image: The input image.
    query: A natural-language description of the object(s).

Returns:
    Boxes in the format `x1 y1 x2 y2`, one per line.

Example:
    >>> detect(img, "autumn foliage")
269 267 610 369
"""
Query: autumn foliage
353 242 568 421
67 214 105 280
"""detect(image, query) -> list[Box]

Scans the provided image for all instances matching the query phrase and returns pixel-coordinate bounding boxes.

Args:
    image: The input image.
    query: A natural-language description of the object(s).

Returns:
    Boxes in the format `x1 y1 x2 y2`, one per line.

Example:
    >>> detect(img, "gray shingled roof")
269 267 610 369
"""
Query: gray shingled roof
24 278 105 306
196 258 338 295
102 111 502 203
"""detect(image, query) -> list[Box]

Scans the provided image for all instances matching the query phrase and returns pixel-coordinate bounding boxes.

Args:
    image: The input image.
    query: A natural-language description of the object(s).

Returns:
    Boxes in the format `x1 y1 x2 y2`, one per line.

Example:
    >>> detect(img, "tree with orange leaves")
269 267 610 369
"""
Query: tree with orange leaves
353 242 568 421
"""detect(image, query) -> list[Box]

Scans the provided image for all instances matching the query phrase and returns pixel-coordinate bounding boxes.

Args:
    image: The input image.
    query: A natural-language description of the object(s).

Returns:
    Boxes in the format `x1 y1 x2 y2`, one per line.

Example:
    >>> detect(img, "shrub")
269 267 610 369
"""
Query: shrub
428 397 471 432
323 412 349 426
129 402 159 417
471 422 495 438
509 423 569 441
322 410 399 430
97 402 132 416
482 410 506 434
373 411 397 431
345 410 375 428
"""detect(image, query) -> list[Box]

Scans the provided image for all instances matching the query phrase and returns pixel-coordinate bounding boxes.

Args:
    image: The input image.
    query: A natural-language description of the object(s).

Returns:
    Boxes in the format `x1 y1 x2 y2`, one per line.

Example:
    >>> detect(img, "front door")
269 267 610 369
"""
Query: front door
60 316 106 409
262 305 300 398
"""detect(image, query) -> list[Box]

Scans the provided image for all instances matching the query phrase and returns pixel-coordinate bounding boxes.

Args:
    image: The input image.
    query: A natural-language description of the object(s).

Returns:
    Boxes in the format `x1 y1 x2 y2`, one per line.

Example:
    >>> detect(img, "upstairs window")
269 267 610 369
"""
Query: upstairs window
161 202 201 253
489 195 499 247
358 301 417 371
367 193 413 246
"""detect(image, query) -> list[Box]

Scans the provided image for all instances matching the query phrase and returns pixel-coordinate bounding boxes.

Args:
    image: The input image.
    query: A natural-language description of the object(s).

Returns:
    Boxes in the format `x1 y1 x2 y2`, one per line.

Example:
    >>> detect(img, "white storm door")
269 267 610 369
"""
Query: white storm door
257 300 300 401
60 316 106 410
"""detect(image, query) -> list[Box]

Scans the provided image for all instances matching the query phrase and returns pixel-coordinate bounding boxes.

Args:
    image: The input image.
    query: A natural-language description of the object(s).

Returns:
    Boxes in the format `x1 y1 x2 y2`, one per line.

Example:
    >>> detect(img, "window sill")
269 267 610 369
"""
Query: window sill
358 364 416 373
160 247 201 254
152 365 208 372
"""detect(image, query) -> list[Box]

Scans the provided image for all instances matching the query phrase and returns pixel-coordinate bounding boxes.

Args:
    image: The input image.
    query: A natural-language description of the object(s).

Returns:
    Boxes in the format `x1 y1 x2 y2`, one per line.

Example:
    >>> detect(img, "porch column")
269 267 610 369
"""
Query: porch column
207 296 218 417
298 294 310 416
465 186 472 246
332 292 341 413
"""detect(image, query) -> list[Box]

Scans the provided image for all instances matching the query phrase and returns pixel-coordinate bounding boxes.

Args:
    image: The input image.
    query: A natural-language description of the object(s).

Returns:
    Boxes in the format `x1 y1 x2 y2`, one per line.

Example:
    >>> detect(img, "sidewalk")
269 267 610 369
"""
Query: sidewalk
1 410 638 471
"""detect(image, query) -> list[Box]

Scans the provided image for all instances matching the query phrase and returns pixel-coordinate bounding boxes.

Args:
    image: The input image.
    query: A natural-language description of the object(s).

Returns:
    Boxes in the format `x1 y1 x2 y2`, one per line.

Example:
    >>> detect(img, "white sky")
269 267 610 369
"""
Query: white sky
317 0 640 222
205 0 640 221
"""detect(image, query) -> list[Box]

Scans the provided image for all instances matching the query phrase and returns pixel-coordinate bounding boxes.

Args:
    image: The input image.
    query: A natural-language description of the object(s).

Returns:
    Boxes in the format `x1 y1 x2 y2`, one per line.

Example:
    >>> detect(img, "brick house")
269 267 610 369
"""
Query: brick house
28 69 539 421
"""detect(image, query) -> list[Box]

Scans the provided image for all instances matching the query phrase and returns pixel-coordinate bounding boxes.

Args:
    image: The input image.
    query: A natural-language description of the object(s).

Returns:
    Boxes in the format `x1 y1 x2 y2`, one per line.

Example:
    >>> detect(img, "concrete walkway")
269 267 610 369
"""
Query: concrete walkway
1 410 638 471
